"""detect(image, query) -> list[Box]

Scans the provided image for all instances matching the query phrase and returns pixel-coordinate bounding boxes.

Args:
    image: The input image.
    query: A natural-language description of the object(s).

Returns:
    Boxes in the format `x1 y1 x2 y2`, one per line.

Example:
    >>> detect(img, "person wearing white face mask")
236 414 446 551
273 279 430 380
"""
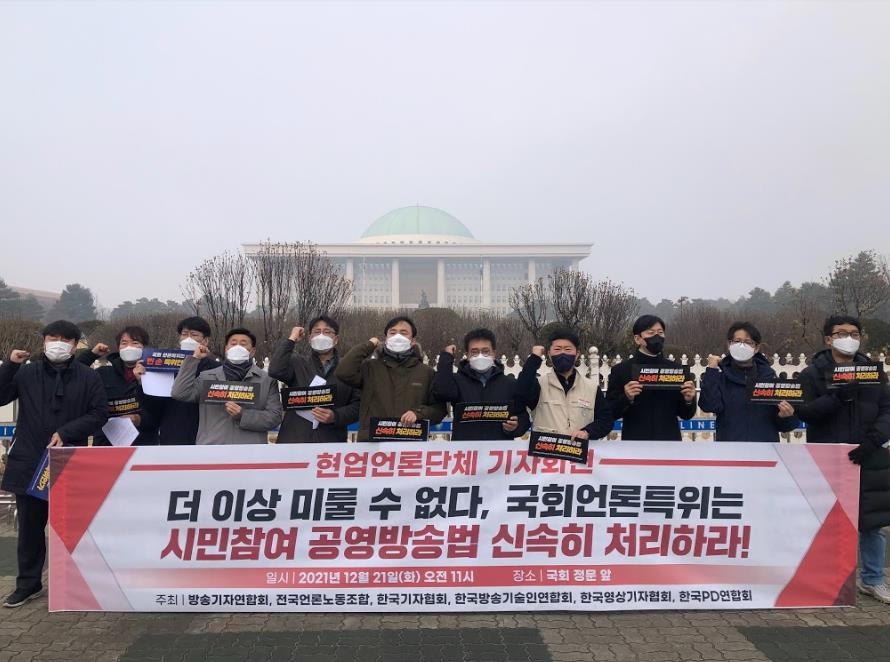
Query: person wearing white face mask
268 316 360 443
171 327 282 444
699 321 798 442
433 328 530 441
140 316 219 445
76 325 160 446
798 315 890 605
336 315 446 441
1 320 108 608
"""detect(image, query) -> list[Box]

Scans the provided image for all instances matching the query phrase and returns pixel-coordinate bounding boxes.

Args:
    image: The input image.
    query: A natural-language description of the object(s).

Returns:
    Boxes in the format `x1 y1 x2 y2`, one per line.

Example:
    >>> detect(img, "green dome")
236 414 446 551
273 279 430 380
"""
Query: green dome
361 206 475 240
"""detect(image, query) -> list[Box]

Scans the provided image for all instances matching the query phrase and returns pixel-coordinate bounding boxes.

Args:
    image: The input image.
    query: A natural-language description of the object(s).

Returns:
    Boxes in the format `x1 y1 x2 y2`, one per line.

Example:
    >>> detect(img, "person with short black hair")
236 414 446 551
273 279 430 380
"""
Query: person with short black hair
433 328 530 441
699 321 798 441
335 315 446 441
797 315 890 604
171 327 282 444
515 327 612 440
605 314 697 440
1 320 108 608
142 315 218 444
76 325 159 445
268 316 360 442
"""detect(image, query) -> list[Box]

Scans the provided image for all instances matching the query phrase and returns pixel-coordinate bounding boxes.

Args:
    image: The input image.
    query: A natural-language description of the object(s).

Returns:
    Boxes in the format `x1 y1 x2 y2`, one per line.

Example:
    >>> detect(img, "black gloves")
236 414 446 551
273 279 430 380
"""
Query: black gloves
848 431 888 465
848 445 873 465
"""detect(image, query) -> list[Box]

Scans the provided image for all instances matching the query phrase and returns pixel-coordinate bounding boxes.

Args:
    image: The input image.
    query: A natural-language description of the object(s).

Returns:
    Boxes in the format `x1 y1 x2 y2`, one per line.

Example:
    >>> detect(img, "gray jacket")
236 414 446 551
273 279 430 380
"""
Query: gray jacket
171 356 283 445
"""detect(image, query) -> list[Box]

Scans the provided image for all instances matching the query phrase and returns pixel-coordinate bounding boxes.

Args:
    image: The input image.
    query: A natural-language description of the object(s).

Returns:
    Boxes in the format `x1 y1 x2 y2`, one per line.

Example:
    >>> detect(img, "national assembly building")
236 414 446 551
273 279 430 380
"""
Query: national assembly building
245 205 592 314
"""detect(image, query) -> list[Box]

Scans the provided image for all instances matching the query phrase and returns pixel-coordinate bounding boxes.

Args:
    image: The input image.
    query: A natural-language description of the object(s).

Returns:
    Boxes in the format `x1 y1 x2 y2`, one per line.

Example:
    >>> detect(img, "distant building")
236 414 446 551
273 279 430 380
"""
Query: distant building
9 285 58 310
244 205 592 314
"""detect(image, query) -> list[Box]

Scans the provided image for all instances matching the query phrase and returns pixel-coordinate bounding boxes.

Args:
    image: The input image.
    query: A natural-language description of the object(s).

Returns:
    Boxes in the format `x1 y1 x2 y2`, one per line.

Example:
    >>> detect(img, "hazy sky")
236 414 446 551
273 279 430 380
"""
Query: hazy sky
2 0 888 311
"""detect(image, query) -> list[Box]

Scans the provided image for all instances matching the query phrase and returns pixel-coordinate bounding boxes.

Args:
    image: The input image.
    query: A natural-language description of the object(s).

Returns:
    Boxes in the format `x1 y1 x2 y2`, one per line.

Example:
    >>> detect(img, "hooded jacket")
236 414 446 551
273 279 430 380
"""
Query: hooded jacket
171 355 283 445
335 340 446 442
0 356 108 493
699 353 799 442
605 352 697 441
797 348 890 530
268 339 360 443
433 351 531 441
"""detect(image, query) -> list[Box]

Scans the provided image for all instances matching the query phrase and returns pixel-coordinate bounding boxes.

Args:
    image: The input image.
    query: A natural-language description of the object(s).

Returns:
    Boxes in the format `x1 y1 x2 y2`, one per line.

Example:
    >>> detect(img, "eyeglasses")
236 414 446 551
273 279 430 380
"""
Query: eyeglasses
311 329 337 337
831 331 861 340
180 331 205 340
731 339 757 348
468 349 492 357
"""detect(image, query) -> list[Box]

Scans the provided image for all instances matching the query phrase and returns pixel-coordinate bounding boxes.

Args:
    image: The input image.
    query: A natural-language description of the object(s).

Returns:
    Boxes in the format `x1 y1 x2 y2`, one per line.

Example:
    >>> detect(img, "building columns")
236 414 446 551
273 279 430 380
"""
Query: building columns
482 259 491 308
437 259 445 307
345 258 354 281
391 259 400 308
528 258 536 284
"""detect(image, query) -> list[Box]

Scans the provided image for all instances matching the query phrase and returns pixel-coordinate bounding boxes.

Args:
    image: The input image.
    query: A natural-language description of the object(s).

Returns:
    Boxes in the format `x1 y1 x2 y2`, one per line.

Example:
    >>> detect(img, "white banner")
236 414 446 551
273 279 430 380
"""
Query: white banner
48 441 859 612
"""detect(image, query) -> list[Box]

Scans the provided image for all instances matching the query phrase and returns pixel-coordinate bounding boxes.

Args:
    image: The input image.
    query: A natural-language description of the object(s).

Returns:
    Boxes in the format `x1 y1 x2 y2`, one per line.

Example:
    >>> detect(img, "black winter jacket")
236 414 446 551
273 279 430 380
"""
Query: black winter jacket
77 350 159 445
698 354 799 442
268 340 361 443
433 352 531 441
147 354 219 445
0 356 108 493
605 352 697 441
797 349 890 530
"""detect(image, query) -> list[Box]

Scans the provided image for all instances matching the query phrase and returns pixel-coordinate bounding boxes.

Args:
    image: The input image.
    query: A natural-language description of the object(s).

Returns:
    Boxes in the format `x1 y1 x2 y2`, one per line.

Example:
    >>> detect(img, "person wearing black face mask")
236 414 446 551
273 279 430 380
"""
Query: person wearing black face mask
605 314 697 441
515 327 613 440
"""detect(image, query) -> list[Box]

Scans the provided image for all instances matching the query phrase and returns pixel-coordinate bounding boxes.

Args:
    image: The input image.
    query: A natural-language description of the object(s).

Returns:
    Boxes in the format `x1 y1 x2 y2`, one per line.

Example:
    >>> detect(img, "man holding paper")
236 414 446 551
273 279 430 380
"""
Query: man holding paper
171 327 282 444
0 320 108 608
268 316 360 443
144 316 218 445
76 325 158 446
797 314 890 604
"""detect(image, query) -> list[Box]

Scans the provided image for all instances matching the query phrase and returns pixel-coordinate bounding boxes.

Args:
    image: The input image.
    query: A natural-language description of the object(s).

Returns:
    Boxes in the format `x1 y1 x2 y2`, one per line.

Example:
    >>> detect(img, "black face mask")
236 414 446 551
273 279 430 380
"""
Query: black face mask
551 353 577 373
643 335 665 355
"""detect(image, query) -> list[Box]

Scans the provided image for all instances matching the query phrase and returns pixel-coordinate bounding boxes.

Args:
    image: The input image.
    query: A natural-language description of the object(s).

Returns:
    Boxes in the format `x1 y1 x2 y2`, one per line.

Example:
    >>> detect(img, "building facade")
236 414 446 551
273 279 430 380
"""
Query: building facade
246 205 593 314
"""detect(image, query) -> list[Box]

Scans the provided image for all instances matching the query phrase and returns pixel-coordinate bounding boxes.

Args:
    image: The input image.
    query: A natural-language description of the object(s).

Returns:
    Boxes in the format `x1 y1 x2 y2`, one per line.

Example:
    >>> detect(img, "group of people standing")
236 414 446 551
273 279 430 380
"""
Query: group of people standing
1 311 888 608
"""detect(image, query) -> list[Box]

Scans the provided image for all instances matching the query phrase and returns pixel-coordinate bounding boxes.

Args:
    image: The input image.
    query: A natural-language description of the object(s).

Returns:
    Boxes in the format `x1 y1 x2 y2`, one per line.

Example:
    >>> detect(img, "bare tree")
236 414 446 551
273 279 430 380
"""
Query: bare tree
588 279 639 355
548 269 594 331
509 277 548 340
182 251 255 353
252 241 296 355
827 250 890 318
288 243 354 326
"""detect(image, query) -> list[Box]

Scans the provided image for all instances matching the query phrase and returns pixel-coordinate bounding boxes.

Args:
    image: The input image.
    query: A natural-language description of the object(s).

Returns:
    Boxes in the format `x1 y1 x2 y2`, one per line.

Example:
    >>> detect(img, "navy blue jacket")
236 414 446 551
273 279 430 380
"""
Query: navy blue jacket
698 354 799 442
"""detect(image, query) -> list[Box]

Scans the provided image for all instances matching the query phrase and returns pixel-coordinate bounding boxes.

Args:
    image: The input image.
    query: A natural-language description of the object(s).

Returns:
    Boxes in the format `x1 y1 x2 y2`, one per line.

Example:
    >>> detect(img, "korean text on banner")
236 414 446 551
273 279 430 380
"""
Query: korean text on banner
48 441 859 612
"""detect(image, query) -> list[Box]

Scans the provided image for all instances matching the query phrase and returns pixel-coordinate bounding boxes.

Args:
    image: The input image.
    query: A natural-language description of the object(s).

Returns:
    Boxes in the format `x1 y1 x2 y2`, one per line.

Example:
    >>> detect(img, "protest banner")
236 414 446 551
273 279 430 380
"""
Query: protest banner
48 441 858 612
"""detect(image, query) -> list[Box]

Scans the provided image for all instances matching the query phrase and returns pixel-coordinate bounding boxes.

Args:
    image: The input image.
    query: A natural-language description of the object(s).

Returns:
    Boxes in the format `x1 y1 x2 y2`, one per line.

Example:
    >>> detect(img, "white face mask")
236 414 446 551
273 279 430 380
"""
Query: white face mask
310 335 335 353
180 337 200 351
728 342 756 363
832 336 860 356
44 341 73 363
119 346 143 363
468 354 494 372
385 333 412 354
225 345 251 364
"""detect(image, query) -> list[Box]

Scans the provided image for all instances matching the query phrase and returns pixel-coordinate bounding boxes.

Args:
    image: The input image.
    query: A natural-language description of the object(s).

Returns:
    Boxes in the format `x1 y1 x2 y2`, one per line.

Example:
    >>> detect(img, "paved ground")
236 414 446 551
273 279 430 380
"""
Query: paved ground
2 510 889 662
